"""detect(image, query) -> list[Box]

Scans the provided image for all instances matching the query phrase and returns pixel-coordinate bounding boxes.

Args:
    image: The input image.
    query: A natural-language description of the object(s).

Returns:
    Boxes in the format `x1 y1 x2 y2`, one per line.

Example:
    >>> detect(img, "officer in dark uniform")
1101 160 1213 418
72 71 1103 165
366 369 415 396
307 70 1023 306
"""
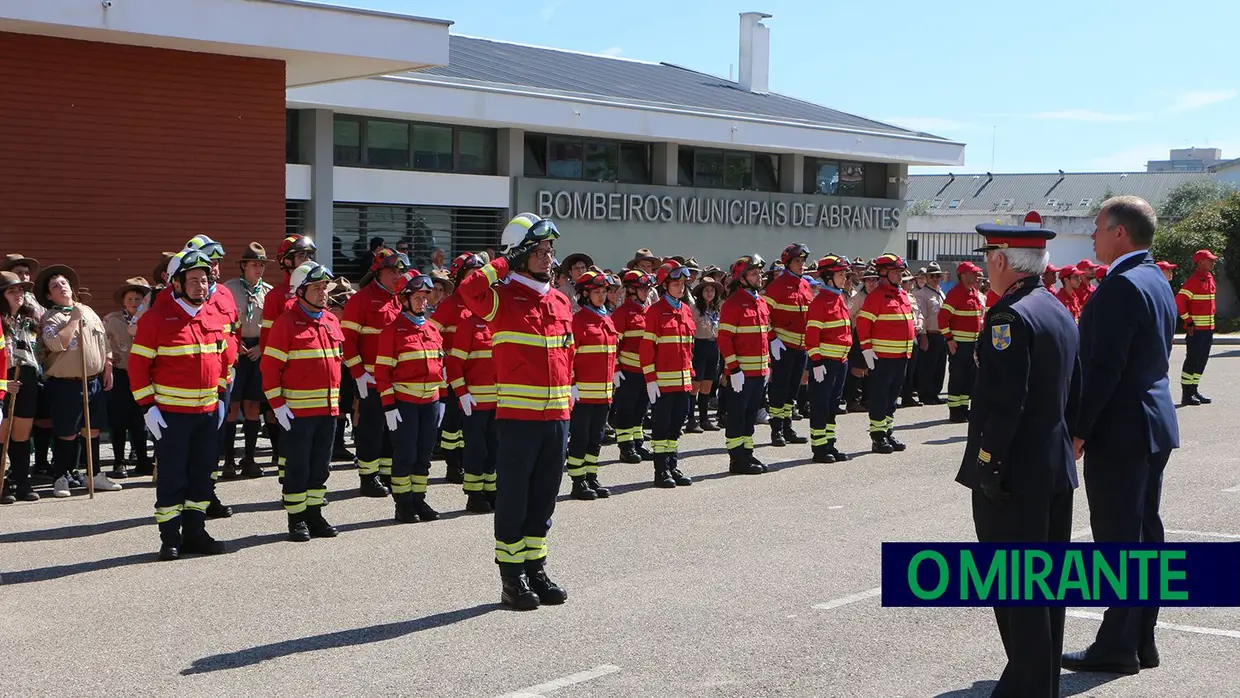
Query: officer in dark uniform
956 222 1081 698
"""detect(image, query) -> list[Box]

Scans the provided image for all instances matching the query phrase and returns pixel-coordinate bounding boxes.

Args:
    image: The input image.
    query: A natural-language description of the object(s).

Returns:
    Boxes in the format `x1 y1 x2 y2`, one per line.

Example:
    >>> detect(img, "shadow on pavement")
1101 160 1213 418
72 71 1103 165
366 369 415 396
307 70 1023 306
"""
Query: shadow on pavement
924 435 968 446
933 672 1125 697
180 603 502 674
1 551 154 585
893 418 953 431
0 516 148 544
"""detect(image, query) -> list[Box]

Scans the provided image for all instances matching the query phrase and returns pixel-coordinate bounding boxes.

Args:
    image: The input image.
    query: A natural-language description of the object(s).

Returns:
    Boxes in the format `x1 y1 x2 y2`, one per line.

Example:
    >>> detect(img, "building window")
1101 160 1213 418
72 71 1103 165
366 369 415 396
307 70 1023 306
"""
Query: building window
524 134 548 177
334 118 362 166
678 147 779 190
804 159 882 197
457 129 496 175
413 124 454 171
333 204 502 282
723 152 753 189
366 120 410 169
677 147 694 186
286 110 301 164
527 134 652 183
548 137 584 179
694 149 725 188
584 141 619 181
838 162 865 197
619 143 650 184
805 159 840 195
754 154 779 191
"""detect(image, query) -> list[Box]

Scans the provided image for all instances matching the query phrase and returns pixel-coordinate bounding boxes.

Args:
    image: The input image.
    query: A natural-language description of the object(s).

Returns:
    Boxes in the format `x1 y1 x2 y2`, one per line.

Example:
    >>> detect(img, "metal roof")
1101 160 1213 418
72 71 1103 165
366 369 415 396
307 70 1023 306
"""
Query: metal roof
410 35 941 140
906 171 1211 215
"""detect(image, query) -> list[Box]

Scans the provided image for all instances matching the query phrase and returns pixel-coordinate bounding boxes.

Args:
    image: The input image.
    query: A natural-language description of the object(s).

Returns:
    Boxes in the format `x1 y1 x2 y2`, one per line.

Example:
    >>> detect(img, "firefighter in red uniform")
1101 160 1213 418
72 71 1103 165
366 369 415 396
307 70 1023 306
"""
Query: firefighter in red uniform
342 247 409 497
804 254 852 463
128 250 230 561
459 213 573 610
1055 265 1083 322
762 243 813 447
1177 249 1217 406
261 261 343 542
717 254 771 474
939 261 986 423
1041 264 1058 290
856 253 915 454
260 234 318 472
375 271 445 524
611 269 656 464
431 253 485 484
447 275 499 513
640 260 696 489
566 270 618 500
1074 259 1098 306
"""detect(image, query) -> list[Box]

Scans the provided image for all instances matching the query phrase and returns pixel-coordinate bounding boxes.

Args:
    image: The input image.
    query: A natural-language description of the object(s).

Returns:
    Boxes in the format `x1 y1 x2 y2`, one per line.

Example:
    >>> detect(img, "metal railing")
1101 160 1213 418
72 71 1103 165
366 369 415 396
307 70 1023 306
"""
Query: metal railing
906 232 986 264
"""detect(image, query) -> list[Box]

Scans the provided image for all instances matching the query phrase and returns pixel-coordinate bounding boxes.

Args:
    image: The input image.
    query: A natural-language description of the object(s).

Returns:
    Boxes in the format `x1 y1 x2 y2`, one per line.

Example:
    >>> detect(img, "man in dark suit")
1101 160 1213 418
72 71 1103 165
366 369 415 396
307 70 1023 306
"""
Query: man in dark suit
1063 195 1180 674
957 221 1081 698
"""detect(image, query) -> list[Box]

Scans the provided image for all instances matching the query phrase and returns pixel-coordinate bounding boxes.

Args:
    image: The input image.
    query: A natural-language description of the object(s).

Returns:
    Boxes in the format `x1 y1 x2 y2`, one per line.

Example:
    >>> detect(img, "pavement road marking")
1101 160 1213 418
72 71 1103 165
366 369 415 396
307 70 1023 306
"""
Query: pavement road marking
493 664 621 698
1223 484 1240 493
1166 529 1240 540
1070 528 1091 539
1068 611 1240 640
814 586 882 610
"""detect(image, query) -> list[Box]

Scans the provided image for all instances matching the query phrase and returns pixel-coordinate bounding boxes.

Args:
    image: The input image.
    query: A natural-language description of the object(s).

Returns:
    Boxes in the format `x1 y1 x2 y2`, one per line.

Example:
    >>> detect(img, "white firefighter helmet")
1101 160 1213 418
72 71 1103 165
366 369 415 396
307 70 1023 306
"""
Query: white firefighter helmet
501 212 560 253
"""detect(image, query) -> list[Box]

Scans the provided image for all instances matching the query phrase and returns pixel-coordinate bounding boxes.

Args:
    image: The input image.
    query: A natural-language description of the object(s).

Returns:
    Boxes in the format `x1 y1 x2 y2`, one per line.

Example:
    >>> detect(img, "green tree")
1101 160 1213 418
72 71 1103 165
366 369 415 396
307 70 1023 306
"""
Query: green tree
1152 192 1240 292
1158 180 1236 222
906 198 932 216
1088 187 1115 215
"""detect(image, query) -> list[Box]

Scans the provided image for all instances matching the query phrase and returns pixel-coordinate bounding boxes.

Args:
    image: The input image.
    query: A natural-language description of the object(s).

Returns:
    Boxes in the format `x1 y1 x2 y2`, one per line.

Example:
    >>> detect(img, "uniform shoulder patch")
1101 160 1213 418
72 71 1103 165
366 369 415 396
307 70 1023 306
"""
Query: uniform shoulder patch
988 310 1015 324
991 323 1012 351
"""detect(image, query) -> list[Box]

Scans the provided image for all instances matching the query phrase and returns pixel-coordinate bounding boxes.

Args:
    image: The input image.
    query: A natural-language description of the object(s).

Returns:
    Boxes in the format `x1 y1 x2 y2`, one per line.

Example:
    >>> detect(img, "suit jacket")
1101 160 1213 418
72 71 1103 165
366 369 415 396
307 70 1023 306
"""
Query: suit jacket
1074 253 1179 458
957 275 1081 496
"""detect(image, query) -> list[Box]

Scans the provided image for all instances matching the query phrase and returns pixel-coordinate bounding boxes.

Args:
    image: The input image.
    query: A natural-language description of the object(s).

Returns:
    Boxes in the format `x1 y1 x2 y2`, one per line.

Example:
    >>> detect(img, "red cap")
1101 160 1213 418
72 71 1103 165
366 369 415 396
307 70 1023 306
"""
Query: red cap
1044 264 1058 275
1094 266 1108 281
1057 265 1080 280
1156 260 1178 271
1194 249 1218 262
1075 258 1097 270
956 261 981 275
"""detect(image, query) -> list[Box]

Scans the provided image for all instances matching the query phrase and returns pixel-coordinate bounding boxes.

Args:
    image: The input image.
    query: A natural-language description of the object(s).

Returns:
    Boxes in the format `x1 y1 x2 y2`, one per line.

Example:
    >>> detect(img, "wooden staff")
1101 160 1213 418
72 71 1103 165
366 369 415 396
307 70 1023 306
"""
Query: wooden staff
0 387 17 496
79 313 95 499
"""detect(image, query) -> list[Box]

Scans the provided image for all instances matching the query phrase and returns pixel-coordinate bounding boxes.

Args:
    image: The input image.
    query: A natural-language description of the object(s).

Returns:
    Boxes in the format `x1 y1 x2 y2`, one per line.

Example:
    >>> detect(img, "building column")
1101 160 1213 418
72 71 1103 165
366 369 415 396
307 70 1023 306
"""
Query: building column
652 142 679 186
299 108 335 244
886 163 909 200
780 153 803 194
497 128 525 177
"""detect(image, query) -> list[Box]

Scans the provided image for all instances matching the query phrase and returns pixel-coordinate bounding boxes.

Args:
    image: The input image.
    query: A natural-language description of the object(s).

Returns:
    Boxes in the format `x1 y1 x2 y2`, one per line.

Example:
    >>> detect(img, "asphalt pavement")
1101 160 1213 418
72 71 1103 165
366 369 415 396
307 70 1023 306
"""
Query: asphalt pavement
3 344 1239 698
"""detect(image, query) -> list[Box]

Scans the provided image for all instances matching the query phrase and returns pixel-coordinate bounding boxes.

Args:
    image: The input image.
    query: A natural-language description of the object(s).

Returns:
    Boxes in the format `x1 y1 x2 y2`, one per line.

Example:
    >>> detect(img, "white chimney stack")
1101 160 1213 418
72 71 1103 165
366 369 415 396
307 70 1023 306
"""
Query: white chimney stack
738 12 772 94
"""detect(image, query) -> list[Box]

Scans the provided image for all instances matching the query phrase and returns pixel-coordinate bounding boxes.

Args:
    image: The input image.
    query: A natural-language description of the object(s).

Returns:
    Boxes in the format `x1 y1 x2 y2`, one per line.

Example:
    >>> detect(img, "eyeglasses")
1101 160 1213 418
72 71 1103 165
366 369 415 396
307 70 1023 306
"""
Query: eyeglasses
531 247 555 260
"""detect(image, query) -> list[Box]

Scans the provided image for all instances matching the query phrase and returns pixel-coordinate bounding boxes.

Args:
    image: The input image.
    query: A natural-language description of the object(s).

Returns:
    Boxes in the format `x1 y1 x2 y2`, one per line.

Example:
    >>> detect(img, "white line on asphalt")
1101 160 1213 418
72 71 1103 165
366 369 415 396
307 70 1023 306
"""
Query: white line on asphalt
1070 528 1091 539
813 586 882 610
1166 529 1240 540
493 664 621 698
1223 484 1240 493
1068 611 1240 640
828 505 844 510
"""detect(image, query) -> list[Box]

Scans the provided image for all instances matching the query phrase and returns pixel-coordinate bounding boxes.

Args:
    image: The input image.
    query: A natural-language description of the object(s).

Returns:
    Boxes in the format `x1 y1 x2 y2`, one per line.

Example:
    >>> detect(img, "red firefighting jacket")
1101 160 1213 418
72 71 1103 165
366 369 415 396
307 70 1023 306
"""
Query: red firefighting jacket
856 282 914 359
762 271 814 350
342 281 401 380
805 288 850 364
129 301 230 413
611 298 649 374
639 294 694 392
1055 287 1081 322
938 284 985 343
260 304 343 416
260 277 295 349
458 259 574 421
447 309 496 410
374 313 445 407
1074 282 1094 306
1177 270 1216 330
429 293 468 336
986 290 1001 307
210 283 240 368
718 289 772 377
571 306 618 404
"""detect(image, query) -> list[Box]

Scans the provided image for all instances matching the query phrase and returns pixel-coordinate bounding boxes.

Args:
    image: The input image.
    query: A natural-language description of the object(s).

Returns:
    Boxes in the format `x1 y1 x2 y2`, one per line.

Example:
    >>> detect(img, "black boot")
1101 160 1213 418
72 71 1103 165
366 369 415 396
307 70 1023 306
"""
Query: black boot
684 413 702 434
306 506 338 538
826 440 849 462
466 492 493 513
1195 386 1212 405
570 476 598 500
618 442 642 464
1 482 14 505
180 512 225 556
812 445 835 464
601 425 617 445
287 511 311 542
393 496 420 523
7 439 38 501
886 431 906 452
1181 386 1202 406
205 496 232 519
157 519 182 561
782 420 808 444
265 421 282 468
729 448 762 475
444 452 465 484
666 455 692 486
501 574 541 610
220 422 238 477
242 419 261 470
360 472 390 498
332 419 354 460
749 449 768 473
585 473 610 498
948 407 968 424
527 568 568 604
411 493 439 521
770 418 787 447
699 396 719 431
653 456 676 488
634 441 654 462
871 433 894 454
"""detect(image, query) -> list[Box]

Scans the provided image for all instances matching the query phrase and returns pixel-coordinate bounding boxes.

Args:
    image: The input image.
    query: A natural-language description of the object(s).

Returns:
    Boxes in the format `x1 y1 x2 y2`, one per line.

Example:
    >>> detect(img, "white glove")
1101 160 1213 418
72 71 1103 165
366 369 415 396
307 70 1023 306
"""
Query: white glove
570 385 580 404
144 406 167 441
729 370 745 393
273 404 294 431
613 371 624 387
813 364 826 383
0 410 5 430
435 401 445 427
863 348 877 370
217 400 227 428
355 372 376 400
646 381 661 404
385 408 402 432
459 392 477 417
770 338 786 362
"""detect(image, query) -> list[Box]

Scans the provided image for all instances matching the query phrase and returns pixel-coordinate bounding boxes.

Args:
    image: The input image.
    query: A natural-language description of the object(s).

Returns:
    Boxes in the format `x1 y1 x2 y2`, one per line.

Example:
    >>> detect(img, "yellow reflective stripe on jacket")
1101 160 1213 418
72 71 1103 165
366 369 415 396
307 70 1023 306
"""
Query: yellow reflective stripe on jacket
263 346 289 362
654 335 693 345
875 313 911 321
340 320 363 332
157 343 224 357
375 355 396 367
153 384 218 408
618 352 641 368
493 331 573 349
287 348 341 360
470 385 498 399
575 345 615 354
396 350 440 362
575 382 614 400
132 384 155 400
808 345 849 360
130 343 156 359
621 329 645 340
774 328 804 345
870 338 913 351
1190 314 1215 324
764 299 806 313
735 356 768 369
393 381 444 398
359 327 382 335
261 319 274 329
718 323 769 334
952 331 981 342
345 355 363 368
807 319 848 329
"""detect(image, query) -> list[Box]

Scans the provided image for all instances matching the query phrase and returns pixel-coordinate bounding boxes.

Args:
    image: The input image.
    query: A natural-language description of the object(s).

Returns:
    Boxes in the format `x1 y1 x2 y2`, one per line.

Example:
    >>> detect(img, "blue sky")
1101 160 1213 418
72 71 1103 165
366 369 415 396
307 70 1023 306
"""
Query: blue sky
327 0 1238 174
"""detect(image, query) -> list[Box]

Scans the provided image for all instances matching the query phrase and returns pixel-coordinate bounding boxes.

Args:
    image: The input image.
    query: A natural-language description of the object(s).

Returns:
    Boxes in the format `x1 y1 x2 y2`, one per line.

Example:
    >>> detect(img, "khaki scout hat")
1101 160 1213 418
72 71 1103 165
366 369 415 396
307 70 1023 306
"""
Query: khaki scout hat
114 277 152 306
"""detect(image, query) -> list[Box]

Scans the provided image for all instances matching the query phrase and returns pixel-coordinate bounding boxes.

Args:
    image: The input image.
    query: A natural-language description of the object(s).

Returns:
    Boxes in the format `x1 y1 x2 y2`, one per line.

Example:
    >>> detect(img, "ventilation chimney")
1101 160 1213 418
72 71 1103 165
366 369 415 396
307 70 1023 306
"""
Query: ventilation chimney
738 12 772 94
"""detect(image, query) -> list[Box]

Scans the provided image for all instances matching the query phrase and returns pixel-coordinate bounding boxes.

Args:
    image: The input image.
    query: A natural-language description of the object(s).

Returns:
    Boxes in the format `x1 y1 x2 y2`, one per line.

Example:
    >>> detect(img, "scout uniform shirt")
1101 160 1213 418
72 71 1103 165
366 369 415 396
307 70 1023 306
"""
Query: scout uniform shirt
41 304 110 378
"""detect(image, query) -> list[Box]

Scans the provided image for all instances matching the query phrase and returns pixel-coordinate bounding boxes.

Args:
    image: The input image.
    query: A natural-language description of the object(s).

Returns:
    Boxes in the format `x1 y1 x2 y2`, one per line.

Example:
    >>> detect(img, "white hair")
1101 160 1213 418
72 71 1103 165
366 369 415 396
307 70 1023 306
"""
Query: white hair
990 248 1049 275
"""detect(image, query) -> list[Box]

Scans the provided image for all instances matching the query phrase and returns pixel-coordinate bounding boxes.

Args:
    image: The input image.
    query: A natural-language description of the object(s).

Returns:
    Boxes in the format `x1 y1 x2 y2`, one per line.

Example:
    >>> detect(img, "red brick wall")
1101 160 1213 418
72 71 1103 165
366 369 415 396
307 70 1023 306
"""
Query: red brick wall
0 32 286 312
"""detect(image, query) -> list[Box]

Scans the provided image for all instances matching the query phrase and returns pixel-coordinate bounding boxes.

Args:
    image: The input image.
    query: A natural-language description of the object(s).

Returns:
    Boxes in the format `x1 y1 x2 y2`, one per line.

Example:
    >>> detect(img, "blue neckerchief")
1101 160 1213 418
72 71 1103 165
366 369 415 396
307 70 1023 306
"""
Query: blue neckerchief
783 268 803 279
298 303 324 320
663 293 682 309
587 304 608 317
208 281 217 298
823 286 843 296
745 289 759 300
403 311 426 327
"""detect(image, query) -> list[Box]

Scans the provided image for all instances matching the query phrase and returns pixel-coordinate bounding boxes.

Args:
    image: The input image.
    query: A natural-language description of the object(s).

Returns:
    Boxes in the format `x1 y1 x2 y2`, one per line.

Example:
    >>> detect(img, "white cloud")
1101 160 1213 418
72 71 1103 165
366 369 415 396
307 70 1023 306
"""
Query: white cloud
600 46 624 57
882 117 972 133
1167 89 1238 112
1032 109 1143 123
1085 145 1167 172
540 1 563 20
